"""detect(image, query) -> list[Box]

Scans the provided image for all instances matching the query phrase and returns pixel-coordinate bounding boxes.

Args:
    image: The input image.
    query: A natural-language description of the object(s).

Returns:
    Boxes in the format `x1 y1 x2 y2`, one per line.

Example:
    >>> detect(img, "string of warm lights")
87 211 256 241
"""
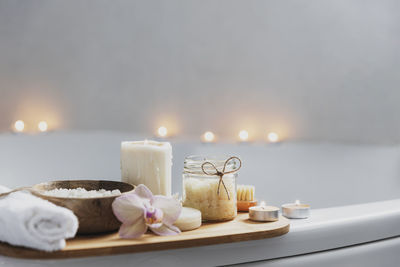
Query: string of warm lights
11 120 280 143
13 120 49 133
156 126 280 143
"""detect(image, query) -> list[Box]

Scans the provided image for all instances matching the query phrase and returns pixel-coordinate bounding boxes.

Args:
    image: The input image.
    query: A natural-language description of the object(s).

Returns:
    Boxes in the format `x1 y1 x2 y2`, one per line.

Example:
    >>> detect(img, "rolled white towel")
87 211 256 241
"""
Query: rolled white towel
0 185 78 251
0 185 10 193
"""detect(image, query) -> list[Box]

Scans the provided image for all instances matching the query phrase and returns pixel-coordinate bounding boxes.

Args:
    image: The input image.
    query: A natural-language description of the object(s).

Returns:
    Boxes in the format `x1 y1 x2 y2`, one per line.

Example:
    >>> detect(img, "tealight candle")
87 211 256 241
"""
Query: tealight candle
38 121 48 132
157 126 168 138
267 132 279 143
238 130 249 142
14 120 25 133
202 131 215 143
282 200 310 219
249 201 279 222
174 207 202 231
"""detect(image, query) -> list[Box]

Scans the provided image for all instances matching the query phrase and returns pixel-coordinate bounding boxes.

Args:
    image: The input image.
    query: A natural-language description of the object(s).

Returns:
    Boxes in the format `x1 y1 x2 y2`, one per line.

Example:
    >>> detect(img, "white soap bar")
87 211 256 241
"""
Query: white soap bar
174 207 202 231
121 140 172 196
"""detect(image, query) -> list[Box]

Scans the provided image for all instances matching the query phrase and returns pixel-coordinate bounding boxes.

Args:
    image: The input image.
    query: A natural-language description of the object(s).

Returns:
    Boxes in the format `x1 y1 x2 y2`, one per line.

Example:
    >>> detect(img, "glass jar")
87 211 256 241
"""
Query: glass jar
182 155 240 221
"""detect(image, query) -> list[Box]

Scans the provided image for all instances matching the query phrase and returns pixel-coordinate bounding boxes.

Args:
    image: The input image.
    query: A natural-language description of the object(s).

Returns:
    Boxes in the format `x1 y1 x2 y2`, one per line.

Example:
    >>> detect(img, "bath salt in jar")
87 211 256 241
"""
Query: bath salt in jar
183 155 241 221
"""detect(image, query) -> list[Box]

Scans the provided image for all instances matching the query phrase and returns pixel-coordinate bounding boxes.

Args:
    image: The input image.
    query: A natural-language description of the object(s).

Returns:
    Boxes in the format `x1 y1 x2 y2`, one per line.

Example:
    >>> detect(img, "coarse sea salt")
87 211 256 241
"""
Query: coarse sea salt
183 175 237 221
42 187 122 198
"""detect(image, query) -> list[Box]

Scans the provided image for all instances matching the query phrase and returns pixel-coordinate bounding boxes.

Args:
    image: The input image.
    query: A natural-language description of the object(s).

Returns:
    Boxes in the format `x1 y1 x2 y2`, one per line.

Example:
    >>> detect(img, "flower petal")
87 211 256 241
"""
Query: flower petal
112 193 145 224
119 221 148 239
146 222 163 229
150 223 181 236
133 184 154 201
152 195 182 225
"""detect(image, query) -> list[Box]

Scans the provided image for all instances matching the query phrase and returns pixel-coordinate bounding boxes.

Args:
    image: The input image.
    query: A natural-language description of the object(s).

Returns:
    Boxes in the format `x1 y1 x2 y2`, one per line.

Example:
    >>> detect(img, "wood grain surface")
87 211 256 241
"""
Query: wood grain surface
0 213 290 259
31 180 134 234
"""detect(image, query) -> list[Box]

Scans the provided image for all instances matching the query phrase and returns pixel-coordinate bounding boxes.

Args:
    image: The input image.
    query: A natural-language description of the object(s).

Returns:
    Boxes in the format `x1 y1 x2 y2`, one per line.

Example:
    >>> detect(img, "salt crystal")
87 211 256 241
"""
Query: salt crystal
42 187 122 198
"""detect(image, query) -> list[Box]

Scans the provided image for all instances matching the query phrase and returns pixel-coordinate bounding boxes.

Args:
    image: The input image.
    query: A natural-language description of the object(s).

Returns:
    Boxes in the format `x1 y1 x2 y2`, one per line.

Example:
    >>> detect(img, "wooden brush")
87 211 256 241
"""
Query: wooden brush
237 185 257 212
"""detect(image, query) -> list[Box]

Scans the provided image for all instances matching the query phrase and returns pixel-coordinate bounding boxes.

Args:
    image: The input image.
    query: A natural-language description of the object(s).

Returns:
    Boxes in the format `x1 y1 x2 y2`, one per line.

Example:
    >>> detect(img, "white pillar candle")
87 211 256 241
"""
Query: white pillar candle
121 140 172 196
174 207 202 231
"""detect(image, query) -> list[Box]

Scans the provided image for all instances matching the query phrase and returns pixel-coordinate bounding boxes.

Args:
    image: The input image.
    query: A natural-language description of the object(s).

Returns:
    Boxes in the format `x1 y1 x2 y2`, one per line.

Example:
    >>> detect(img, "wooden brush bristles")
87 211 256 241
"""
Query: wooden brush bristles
237 185 257 212
237 185 255 201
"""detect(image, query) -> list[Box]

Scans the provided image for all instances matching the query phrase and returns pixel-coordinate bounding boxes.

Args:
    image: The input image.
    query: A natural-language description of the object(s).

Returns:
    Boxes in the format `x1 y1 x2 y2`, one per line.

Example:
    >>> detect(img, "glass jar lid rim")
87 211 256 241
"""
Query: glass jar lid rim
184 155 240 173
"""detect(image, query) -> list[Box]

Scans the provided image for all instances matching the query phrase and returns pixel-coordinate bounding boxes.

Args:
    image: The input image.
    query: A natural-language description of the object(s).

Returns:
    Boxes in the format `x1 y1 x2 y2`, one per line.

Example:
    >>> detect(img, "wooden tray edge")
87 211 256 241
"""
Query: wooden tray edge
0 220 290 259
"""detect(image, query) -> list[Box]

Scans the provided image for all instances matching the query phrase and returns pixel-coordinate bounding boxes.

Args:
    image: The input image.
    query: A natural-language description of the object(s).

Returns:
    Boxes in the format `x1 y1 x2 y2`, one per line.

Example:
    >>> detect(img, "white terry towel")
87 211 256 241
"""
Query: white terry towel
0 185 78 251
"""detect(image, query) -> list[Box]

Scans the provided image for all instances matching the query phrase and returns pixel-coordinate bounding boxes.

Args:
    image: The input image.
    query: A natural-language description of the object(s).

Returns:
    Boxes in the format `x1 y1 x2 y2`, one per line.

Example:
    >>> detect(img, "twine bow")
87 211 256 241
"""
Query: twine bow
201 156 242 200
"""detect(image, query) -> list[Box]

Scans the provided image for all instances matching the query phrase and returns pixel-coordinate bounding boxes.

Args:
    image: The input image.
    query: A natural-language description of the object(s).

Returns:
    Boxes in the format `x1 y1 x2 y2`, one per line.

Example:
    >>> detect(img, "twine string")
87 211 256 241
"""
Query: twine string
201 156 242 200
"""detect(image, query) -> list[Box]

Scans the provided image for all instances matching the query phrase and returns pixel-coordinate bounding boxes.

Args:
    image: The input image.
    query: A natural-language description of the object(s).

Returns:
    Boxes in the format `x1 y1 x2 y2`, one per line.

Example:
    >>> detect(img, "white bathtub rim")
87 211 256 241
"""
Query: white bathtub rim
1 198 400 267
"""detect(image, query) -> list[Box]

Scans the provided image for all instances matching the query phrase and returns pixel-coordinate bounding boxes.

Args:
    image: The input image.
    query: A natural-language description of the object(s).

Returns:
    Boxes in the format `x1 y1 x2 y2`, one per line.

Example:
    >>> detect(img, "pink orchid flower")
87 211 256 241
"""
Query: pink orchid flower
112 184 182 238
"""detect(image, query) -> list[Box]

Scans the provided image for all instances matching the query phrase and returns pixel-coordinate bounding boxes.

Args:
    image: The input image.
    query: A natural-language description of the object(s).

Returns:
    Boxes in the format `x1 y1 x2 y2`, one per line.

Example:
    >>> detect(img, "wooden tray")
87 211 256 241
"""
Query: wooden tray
0 213 290 259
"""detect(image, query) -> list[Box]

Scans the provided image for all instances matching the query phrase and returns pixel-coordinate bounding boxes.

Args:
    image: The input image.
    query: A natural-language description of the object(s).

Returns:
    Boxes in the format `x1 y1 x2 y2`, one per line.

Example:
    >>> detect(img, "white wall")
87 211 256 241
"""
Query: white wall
0 0 399 143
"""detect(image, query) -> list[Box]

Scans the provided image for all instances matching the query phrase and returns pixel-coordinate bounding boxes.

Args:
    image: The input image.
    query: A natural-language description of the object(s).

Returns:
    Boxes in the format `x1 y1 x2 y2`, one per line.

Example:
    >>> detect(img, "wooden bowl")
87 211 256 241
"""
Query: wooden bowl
31 180 134 234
